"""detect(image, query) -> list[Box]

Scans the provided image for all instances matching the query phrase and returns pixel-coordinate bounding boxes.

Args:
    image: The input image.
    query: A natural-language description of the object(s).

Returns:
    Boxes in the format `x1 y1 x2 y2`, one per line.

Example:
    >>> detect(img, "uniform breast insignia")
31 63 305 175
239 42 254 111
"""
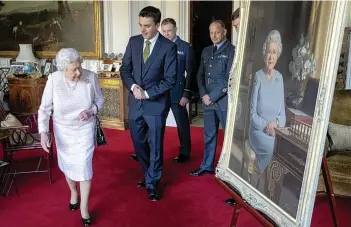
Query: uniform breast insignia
221 88 228 93
217 55 228 59
177 51 184 55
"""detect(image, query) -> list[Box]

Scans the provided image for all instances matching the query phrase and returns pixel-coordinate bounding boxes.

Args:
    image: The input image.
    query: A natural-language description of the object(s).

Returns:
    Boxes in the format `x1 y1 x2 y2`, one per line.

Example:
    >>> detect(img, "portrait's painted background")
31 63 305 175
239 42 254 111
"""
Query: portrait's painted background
0 0 100 57
228 1 319 218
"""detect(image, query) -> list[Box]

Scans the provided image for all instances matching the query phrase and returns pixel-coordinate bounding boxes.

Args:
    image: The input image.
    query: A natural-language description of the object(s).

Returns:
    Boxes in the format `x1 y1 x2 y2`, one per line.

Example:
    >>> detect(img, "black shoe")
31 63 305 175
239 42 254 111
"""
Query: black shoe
189 168 214 177
173 155 189 163
129 154 139 162
137 179 146 188
226 198 235 207
69 202 79 211
147 188 160 201
81 217 92 226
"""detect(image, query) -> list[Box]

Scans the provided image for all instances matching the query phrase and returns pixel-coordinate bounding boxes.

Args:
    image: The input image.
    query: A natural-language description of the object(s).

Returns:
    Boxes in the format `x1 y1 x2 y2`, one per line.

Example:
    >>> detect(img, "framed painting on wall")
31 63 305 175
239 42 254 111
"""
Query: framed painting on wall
0 0 102 58
216 1 346 226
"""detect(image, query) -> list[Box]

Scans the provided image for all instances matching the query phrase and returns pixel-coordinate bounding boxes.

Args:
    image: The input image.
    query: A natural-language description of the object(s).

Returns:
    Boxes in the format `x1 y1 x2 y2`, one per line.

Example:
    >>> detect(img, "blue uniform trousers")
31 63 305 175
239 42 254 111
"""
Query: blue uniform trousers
200 108 227 171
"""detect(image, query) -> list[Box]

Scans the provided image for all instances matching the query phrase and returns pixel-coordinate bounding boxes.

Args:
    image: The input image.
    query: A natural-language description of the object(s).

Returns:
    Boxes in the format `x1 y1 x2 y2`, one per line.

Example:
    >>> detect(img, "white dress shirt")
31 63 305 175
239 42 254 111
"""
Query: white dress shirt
131 32 160 99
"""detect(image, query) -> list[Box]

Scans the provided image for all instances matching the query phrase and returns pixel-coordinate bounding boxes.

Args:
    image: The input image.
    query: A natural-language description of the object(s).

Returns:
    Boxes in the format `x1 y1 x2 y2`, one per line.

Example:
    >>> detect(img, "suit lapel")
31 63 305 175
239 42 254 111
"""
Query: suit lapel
136 36 143 79
142 36 163 77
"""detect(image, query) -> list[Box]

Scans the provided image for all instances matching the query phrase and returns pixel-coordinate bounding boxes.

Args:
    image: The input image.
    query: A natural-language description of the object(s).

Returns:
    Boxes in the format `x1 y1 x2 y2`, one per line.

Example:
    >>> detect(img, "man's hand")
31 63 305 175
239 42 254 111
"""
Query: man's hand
133 85 146 100
179 97 189 106
202 95 212 105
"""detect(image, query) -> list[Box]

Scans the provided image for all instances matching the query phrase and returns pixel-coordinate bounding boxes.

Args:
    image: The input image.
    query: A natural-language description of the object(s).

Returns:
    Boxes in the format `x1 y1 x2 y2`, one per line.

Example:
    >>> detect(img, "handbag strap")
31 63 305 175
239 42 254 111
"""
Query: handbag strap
94 103 99 113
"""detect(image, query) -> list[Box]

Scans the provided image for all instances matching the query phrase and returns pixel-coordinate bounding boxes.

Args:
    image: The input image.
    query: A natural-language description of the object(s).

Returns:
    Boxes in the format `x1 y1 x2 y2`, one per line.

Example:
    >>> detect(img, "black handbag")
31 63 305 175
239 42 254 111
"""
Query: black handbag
94 104 107 147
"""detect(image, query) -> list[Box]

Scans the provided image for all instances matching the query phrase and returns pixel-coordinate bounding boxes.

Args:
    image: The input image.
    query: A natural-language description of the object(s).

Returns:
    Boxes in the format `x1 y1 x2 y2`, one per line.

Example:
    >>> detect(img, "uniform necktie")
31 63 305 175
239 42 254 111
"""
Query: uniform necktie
143 40 151 63
213 45 217 54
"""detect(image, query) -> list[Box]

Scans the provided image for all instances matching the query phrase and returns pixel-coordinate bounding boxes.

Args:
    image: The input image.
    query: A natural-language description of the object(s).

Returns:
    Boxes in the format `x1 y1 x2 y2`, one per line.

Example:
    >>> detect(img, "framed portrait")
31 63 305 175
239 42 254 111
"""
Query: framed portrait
43 62 52 75
0 0 102 58
215 1 347 226
100 64 113 72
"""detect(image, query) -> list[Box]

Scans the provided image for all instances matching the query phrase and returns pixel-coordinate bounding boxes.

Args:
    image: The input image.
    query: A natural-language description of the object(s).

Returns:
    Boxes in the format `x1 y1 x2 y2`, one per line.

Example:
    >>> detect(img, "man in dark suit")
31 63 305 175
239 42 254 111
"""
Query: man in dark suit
130 18 194 164
189 20 235 176
120 6 177 201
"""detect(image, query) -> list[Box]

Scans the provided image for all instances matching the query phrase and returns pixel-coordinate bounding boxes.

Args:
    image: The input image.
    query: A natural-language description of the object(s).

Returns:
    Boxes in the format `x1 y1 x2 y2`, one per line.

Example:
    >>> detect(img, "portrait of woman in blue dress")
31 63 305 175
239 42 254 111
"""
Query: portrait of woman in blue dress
248 30 286 173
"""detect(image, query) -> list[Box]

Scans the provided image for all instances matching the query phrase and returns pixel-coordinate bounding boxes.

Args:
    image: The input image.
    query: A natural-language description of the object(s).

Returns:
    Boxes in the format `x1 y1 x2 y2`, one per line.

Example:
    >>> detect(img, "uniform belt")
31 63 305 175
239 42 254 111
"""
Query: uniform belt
207 78 224 84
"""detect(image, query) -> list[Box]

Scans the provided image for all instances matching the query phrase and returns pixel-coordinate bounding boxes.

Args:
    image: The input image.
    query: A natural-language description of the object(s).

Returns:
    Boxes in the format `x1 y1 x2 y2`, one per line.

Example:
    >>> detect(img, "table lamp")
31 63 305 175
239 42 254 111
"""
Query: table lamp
16 44 39 73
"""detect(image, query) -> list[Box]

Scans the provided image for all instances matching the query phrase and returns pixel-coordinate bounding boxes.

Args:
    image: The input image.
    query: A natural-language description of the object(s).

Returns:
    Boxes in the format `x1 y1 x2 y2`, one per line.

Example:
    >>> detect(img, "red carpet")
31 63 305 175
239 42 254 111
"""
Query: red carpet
0 127 350 227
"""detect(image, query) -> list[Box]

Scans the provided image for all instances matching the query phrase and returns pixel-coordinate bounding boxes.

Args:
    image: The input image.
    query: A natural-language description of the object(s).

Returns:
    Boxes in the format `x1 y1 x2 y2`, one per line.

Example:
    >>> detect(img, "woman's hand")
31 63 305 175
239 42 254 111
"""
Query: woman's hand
78 109 94 121
40 133 51 153
265 120 278 137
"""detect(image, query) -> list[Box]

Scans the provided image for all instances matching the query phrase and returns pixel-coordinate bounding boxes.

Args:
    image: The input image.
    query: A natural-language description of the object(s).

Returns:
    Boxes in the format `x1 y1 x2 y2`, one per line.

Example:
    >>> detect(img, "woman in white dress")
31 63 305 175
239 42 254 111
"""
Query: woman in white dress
38 48 104 226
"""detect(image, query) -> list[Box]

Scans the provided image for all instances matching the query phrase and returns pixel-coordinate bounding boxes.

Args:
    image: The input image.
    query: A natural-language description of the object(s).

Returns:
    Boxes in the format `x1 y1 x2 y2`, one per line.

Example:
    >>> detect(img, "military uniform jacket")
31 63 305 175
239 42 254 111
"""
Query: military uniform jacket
197 39 235 111
171 36 195 103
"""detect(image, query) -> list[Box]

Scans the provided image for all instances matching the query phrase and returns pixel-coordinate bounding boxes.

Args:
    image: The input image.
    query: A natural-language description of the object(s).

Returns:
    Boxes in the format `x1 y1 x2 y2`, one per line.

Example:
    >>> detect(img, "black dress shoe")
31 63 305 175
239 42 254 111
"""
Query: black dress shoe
226 198 235 207
173 155 189 163
147 188 160 201
137 179 145 188
129 154 139 162
189 168 214 176
81 217 92 226
69 202 79 211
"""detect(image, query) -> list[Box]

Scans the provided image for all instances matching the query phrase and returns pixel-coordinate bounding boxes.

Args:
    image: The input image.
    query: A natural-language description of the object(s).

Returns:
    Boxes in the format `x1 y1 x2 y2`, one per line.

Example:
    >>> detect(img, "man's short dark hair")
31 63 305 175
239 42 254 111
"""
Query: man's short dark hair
139 6 161 24
161 18 176 27
210 20 226 29
231 8 240 21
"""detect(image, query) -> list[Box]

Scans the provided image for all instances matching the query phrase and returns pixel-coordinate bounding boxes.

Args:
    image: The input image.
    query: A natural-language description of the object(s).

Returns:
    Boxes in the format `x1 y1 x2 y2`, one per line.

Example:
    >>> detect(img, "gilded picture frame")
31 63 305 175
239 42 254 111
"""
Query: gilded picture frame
0 0 102 58
216 1 347 226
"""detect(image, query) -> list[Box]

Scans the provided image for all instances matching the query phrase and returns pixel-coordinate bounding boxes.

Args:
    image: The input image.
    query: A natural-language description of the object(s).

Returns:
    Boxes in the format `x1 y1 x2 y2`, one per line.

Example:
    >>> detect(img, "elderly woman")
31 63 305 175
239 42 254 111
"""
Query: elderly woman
248 30 286 173
38 48 103 226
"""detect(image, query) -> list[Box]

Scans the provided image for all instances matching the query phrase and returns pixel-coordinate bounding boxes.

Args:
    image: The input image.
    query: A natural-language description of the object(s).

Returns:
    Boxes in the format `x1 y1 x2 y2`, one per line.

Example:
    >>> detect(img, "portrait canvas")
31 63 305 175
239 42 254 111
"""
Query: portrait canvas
216 1 347 226
0 0 101 58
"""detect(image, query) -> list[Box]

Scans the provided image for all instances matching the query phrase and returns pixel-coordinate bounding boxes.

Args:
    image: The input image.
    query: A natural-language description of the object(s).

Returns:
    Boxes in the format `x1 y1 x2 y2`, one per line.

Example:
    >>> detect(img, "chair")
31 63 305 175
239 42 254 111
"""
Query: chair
0 160 19 197
1 108 54 185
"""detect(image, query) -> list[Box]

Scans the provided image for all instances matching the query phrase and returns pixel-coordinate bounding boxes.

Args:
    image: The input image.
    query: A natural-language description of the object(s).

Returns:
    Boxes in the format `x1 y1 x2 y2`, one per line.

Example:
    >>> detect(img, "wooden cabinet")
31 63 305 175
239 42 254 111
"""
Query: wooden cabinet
98 77 128 130
7 77 47 115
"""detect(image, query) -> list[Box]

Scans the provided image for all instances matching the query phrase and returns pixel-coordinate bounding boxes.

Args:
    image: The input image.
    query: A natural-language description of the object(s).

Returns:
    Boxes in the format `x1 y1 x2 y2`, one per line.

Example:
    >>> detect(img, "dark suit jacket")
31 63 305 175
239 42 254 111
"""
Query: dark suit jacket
120 34 177 116
197 39 235 111
171 36 195 103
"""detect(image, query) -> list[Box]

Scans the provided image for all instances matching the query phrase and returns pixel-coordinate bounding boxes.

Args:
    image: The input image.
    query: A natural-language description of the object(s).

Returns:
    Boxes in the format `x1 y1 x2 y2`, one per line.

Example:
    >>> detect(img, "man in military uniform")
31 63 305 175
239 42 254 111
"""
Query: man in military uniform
129 18 194 164
189 20 235 176
161 18 194 163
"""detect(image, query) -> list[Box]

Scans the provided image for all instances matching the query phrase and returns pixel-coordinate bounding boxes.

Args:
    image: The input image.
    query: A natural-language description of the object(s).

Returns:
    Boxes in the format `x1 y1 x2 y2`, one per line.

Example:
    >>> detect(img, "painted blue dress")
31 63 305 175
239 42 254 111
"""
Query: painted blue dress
248 69 286 173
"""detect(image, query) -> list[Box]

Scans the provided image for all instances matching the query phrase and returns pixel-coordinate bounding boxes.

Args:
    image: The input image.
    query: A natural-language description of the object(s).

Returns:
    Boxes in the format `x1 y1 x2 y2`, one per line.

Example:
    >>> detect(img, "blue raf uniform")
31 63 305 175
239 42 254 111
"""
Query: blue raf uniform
197 39 235 171
170 36 195 157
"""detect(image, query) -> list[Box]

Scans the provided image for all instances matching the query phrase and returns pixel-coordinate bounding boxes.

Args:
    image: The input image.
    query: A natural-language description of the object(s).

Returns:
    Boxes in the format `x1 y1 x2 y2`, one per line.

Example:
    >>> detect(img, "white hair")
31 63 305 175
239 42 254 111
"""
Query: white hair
262 30 283 59
55 48 83 71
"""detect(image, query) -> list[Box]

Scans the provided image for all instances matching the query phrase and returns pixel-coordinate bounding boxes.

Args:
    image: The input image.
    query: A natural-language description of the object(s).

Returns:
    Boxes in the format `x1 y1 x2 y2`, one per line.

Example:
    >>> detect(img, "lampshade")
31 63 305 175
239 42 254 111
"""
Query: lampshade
16 44 38 63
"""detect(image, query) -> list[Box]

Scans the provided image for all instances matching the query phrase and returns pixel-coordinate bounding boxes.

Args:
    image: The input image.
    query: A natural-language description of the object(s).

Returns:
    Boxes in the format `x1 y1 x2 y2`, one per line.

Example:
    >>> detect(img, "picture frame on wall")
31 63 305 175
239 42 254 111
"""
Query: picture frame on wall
0 0 102 58
43 61 52 76
100 64 113 72
215 1 347 227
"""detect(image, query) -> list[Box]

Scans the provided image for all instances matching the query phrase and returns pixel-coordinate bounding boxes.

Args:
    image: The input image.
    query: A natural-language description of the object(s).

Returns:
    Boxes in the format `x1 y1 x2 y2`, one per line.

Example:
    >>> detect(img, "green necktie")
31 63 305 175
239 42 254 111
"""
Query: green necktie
143 40 151 63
